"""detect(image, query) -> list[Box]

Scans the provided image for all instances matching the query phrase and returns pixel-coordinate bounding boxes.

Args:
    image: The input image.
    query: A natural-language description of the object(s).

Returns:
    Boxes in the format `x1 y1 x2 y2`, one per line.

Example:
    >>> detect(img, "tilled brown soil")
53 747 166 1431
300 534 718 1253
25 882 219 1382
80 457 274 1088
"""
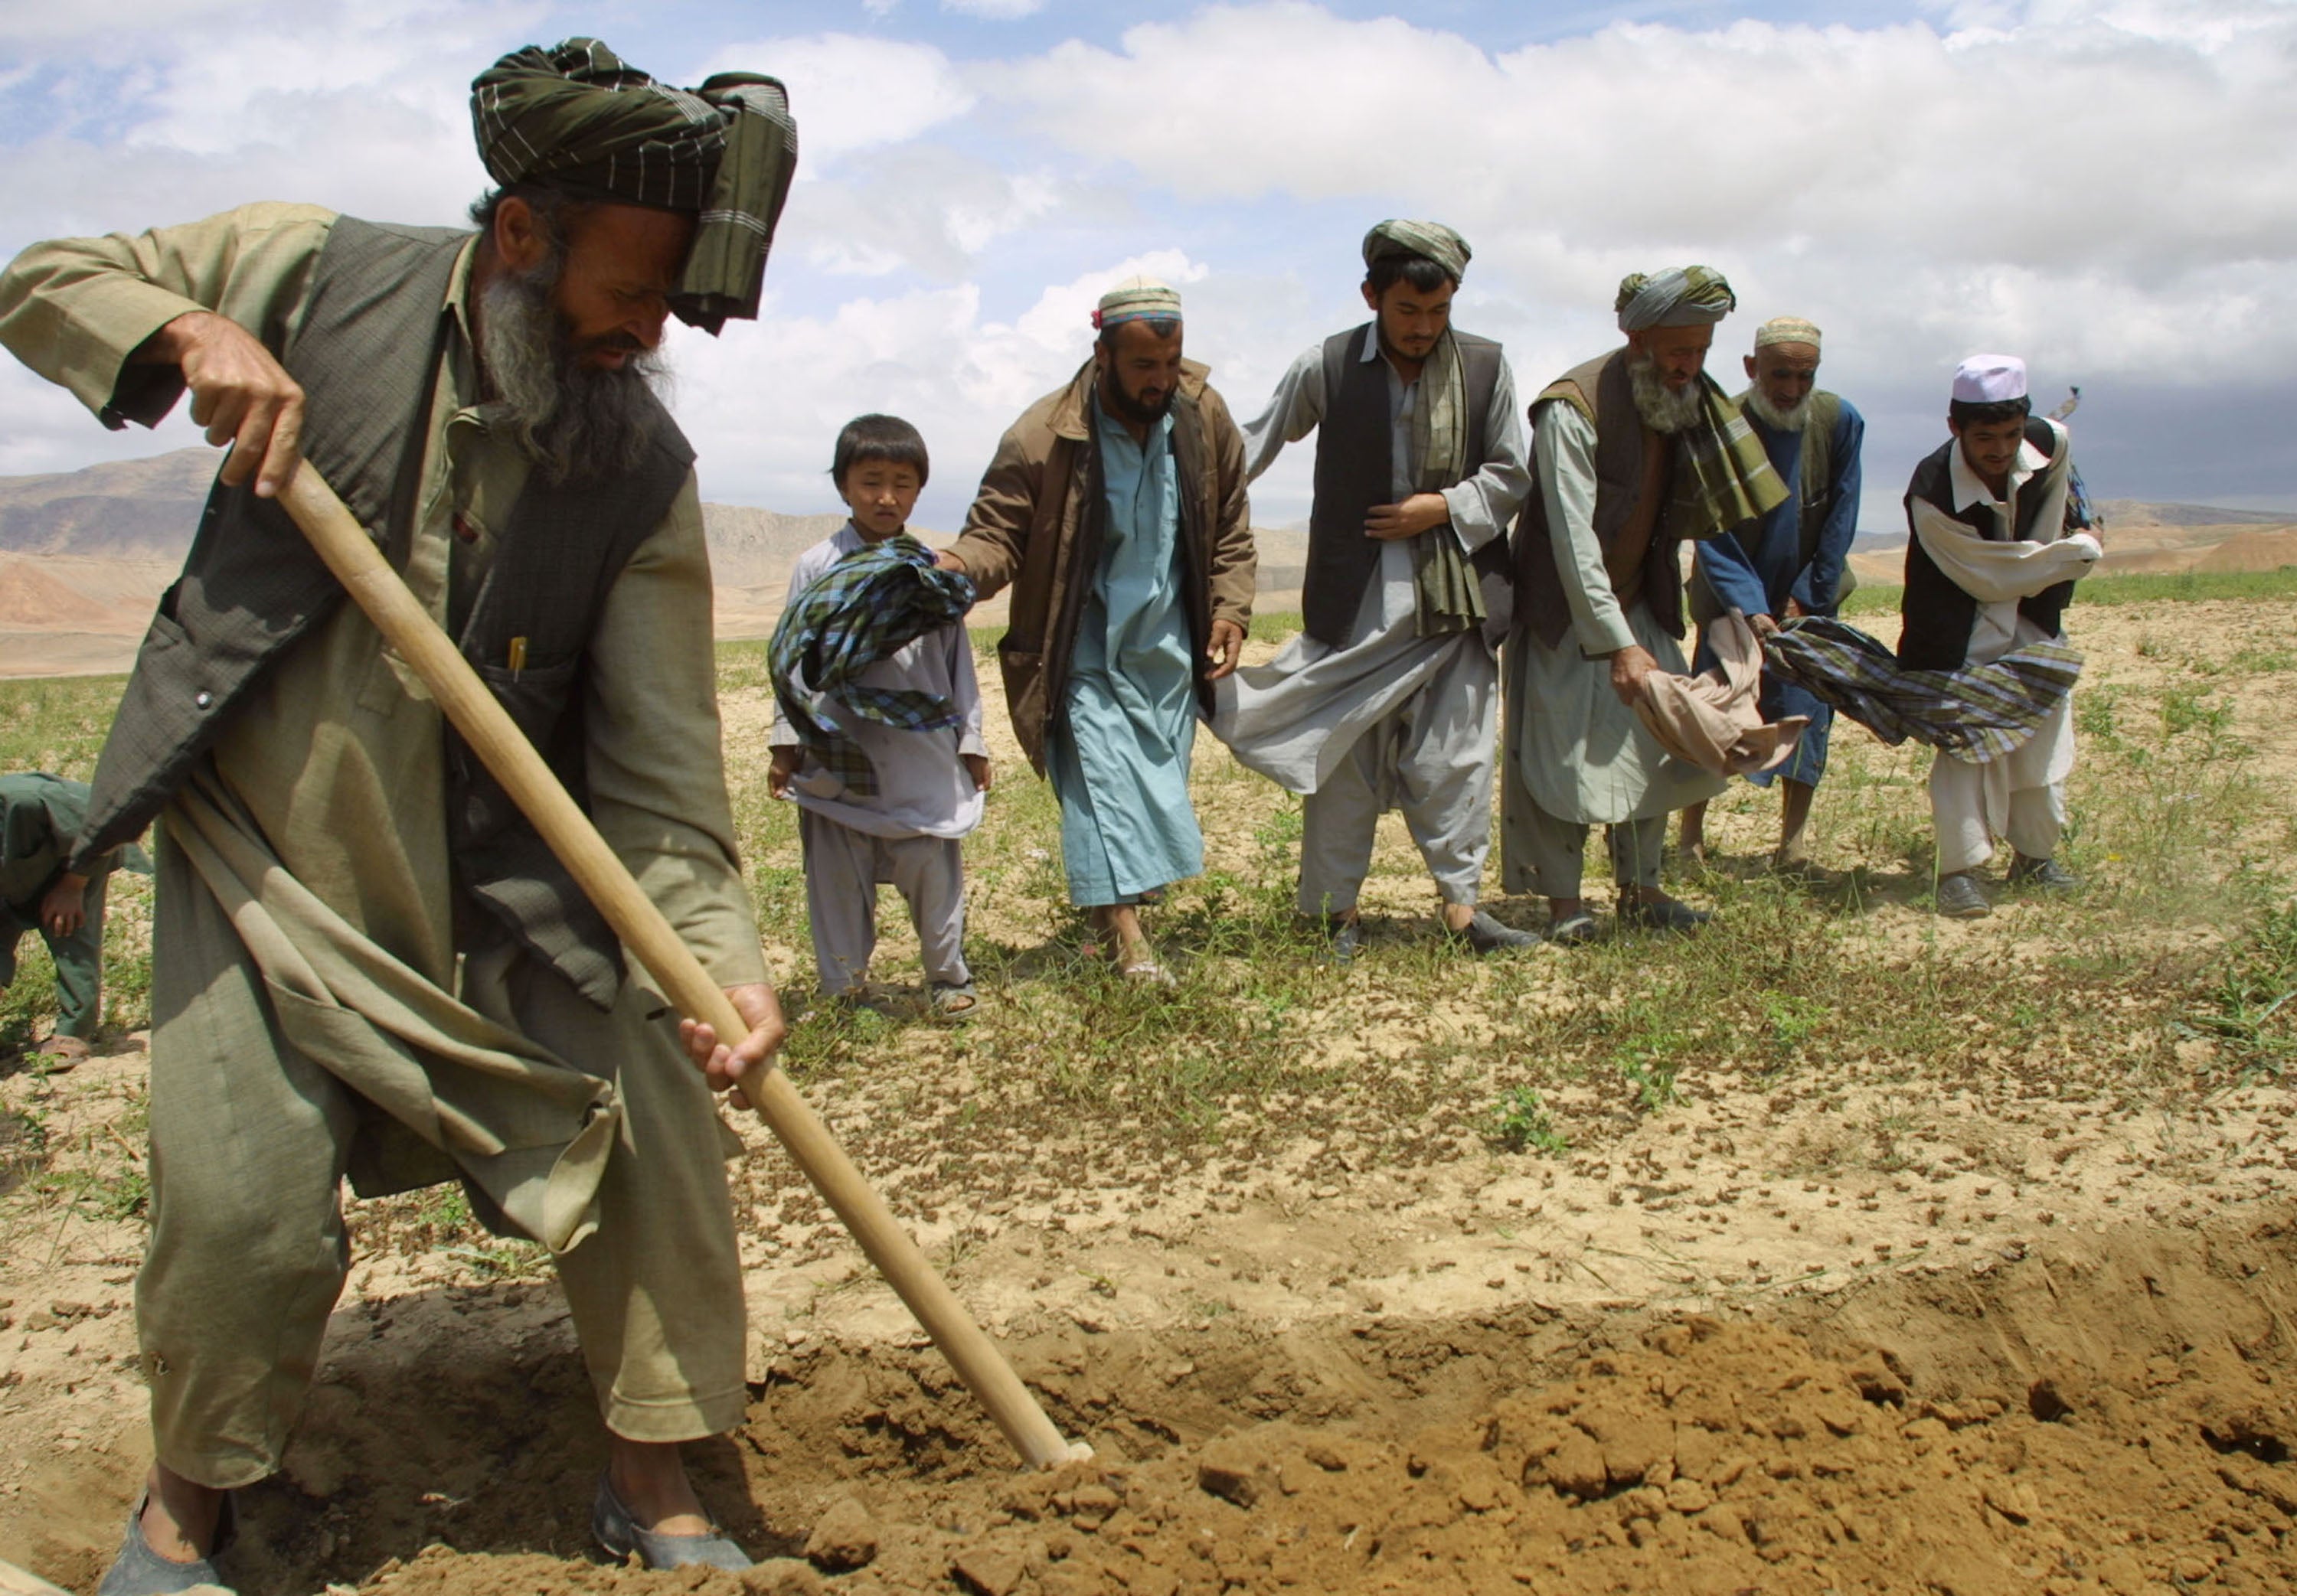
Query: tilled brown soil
15 1209 2296 1595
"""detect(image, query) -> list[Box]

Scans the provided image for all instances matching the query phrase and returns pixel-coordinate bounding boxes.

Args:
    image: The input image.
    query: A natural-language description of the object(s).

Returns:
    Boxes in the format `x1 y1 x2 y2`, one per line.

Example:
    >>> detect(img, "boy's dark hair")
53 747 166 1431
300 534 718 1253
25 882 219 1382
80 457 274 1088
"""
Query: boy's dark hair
1949 395 2032 429
1096 316 1181 352
1364 254 1456 299
831 413 930 489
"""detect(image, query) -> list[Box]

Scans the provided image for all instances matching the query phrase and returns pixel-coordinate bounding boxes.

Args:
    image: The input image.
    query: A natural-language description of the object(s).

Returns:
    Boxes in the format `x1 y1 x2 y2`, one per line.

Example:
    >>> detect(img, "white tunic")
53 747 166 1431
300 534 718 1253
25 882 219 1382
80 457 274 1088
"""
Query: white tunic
1909 419 2102 844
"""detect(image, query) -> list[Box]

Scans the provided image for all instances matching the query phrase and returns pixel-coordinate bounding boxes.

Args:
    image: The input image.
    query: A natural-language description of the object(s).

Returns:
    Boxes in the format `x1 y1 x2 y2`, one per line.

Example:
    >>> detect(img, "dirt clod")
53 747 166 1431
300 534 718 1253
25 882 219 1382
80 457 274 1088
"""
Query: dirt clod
738 1562 822 1596
799 1497 876 1572
949 1545 1024 1596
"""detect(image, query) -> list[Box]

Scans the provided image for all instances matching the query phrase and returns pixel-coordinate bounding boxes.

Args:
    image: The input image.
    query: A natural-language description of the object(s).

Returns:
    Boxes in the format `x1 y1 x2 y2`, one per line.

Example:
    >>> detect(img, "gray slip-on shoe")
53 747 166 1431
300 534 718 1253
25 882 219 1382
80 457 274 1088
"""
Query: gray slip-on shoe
593 1471 751 1572
1447 909 1541 954
1935 871 1992 919
96 1493 234 1596
1299 913 1363 964
1547 910 1600 947
1619 895 1712 935
2007 853 2080 892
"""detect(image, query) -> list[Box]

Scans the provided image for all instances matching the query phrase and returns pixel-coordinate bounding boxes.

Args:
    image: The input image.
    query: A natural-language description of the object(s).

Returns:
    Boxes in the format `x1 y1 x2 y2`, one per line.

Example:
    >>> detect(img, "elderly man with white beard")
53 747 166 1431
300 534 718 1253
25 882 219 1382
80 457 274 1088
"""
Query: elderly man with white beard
1499 267 1788 942
1676 316 1865 873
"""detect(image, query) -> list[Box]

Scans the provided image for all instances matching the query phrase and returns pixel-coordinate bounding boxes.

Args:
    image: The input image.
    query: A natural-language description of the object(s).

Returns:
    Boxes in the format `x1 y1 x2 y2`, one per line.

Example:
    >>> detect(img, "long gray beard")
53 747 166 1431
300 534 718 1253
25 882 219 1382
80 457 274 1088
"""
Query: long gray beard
1743 386 1812 432
479 268 669 486
1628 354 1706 435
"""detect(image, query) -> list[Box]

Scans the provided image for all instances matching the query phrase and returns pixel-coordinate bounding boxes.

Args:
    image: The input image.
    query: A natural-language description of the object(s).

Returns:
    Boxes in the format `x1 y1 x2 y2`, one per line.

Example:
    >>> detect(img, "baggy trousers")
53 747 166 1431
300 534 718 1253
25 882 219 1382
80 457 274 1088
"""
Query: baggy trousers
2 871 108 1040
136 834 747 1489
1296 643 1497 917
798 808 969 994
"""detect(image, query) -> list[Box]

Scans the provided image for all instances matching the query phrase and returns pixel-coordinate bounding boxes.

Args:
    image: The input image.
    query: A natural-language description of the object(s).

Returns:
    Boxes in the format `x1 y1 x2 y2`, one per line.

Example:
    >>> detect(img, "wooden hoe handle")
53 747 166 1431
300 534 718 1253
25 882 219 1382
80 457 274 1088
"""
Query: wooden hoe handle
277 468 1086 1470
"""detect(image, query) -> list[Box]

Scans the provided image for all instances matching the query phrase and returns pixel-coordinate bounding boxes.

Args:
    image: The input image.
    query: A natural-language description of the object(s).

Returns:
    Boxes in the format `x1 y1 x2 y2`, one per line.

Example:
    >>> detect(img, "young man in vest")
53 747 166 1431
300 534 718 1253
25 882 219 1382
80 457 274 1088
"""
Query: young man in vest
0 40 796 1588
1678 316 1865 873
940 279 1256 982
1215 220 1534 961
1502 268 1788 942
1902 354 2101 919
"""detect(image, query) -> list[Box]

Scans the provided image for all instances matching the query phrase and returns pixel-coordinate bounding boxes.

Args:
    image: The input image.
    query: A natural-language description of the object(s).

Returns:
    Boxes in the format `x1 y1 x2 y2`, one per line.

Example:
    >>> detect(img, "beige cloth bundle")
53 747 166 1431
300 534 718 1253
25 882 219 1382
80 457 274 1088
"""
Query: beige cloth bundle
1634 611 1809 778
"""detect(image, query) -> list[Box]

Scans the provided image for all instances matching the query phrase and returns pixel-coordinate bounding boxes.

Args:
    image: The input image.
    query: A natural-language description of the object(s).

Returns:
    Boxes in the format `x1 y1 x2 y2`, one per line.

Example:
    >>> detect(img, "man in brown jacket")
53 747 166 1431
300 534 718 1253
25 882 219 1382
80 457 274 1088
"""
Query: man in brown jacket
942 277 1254 978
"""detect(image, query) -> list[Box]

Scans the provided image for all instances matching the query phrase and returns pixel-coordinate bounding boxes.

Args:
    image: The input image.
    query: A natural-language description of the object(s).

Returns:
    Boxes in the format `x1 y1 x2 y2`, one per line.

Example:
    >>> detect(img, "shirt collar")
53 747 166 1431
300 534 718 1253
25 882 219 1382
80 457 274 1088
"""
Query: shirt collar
1947 429 2045 511
1090 386 1173 448
1358 324 1381 364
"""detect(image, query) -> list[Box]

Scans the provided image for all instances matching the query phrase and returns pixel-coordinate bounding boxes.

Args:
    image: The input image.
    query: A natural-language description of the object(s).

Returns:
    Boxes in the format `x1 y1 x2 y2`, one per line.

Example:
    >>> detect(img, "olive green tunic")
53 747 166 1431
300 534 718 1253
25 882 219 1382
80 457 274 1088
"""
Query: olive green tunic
0 204 766 1478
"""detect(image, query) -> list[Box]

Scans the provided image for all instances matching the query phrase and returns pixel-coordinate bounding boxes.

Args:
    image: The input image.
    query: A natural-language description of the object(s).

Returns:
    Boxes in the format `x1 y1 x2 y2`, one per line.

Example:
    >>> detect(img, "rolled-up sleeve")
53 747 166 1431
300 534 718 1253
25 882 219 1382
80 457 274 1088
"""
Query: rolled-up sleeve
0 201 334 429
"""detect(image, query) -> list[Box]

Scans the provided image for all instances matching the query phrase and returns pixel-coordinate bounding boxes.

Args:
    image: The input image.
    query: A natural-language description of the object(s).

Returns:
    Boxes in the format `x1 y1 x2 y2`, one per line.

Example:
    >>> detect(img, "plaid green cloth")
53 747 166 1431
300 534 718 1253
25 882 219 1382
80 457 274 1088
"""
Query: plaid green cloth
1763 615 2082 763
769 536 975 798
1363 219 1470 282
1667 374 1789 543
1407 328 1481 638
471 38 798 333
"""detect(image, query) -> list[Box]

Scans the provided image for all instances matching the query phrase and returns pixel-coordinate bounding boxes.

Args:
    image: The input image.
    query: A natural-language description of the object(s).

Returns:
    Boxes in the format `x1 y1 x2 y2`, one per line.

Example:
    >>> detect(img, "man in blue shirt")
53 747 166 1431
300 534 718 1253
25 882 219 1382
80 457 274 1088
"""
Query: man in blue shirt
1679 317 1863 873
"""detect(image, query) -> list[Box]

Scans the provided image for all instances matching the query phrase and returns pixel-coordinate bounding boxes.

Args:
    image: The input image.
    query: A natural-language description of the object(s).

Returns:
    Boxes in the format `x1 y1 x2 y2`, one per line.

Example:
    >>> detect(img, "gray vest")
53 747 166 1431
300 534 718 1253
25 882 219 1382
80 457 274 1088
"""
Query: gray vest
1304 325 1508 646
72 216 694 1006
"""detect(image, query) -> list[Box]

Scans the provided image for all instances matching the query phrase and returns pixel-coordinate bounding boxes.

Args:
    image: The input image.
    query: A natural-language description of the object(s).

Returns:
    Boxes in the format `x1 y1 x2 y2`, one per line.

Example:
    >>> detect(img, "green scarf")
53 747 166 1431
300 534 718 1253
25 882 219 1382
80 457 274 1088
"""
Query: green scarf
1667 374 1789 543
1409 327 1482 638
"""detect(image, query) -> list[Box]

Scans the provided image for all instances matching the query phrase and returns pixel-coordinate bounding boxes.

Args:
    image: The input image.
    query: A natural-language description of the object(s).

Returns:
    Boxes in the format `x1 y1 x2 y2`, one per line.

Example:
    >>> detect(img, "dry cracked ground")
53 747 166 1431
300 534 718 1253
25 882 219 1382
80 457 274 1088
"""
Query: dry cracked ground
5 592 2297 1595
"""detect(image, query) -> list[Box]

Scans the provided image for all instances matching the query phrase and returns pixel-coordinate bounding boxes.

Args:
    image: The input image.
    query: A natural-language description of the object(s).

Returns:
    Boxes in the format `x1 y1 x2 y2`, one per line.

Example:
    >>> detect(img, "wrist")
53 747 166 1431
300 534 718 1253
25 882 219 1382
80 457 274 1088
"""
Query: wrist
139 309 217 364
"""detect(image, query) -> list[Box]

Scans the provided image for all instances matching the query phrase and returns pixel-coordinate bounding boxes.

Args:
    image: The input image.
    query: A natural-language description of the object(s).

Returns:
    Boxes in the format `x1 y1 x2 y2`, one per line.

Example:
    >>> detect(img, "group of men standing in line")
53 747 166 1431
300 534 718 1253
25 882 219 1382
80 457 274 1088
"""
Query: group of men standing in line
944 220 2090 975
0 31 2093 1591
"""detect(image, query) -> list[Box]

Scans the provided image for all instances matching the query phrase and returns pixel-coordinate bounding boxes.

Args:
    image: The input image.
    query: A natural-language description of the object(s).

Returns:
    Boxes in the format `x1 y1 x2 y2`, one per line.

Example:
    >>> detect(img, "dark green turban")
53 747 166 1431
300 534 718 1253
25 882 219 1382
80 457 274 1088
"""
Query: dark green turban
472 38 799 334
1362 219 1471 284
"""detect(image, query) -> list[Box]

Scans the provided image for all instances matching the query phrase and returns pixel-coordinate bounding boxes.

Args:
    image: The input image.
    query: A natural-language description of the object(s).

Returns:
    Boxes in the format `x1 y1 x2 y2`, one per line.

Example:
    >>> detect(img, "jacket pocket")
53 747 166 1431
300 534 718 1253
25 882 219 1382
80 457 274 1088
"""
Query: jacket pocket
459 654 581 838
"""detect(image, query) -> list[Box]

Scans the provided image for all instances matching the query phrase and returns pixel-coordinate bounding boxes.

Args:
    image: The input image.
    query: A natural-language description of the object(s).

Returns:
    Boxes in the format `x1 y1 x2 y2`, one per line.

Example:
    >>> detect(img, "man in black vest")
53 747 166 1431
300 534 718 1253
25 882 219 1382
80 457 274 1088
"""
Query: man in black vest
1902 354 2100 919
0 40 797 1588
1215 220 1534 959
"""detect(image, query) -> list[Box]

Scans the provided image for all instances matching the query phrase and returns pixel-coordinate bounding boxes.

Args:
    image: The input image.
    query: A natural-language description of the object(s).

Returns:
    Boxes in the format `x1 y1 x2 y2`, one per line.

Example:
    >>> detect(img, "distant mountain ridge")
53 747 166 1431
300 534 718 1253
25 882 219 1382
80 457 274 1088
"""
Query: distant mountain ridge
0 448 2282 679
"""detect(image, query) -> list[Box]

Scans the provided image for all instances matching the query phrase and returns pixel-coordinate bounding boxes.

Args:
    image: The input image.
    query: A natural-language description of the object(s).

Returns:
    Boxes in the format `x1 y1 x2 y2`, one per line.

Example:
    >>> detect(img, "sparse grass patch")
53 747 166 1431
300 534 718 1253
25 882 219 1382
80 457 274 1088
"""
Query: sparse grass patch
2182 904 2297 1081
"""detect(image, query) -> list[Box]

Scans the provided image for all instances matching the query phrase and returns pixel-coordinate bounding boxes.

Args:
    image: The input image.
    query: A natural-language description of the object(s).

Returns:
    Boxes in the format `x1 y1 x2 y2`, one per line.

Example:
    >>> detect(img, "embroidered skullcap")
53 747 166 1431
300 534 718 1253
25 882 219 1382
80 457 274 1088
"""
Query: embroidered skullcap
1361 219 1471 284
1952 354 2027 403
1093 276 1184 330
1616 266 1736 333
1755 316 1823 351
472 38 799 333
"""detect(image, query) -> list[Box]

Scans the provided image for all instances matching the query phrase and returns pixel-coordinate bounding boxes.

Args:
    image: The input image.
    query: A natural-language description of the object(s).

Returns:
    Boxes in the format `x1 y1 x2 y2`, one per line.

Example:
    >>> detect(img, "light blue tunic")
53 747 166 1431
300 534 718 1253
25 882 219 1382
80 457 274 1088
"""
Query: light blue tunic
1045 395 1203 906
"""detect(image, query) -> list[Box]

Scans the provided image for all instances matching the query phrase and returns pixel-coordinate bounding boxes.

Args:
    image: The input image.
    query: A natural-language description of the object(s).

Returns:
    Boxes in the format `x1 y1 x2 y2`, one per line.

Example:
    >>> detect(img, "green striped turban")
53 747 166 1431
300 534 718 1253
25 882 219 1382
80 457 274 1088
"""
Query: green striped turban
1362 219 1471 283
472 38 799 334
1616 266 1736 333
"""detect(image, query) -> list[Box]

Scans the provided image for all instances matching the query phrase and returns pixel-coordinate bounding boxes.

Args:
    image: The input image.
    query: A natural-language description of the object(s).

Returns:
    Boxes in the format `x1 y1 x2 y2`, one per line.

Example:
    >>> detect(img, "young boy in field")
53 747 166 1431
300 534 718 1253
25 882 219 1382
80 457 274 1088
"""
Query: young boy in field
770 415 991 1013
1899 354 2102 919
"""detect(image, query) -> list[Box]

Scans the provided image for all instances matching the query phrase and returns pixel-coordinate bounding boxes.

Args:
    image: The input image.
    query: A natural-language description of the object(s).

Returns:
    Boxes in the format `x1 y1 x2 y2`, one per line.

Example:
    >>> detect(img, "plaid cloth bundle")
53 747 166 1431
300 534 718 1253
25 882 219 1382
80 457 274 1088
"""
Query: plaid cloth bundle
769 534 975 796
1763 615 2082 764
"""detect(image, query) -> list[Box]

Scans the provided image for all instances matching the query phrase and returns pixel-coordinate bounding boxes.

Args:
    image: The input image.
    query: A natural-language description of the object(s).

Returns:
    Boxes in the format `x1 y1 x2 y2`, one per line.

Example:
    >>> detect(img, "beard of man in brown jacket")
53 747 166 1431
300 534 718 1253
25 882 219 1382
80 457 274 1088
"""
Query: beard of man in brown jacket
937 279 1256 978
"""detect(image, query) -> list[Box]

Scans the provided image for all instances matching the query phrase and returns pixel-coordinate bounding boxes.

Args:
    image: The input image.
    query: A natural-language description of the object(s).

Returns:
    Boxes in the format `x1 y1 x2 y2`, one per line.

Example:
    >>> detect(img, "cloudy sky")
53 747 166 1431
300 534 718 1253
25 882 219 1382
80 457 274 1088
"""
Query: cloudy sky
2 0 2292 534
